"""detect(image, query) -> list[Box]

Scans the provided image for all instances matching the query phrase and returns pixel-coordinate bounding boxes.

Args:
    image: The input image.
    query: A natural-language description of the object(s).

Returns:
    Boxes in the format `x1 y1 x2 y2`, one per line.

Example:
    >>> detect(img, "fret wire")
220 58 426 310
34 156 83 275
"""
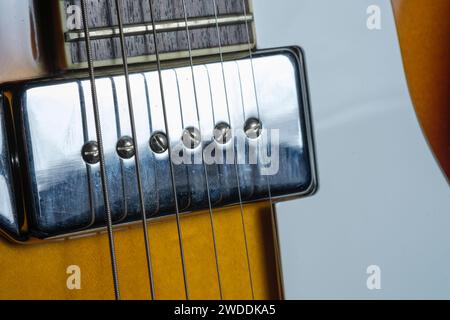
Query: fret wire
113 0 156 300
212 0 255 300
80 0 121 300
181 0 224 300
147 0 190 300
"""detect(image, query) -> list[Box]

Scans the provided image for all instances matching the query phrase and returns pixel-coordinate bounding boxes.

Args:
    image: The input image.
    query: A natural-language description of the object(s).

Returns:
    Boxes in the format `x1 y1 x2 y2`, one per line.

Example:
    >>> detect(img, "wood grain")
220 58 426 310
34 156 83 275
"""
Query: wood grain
64 0 253 65
0 203 281 300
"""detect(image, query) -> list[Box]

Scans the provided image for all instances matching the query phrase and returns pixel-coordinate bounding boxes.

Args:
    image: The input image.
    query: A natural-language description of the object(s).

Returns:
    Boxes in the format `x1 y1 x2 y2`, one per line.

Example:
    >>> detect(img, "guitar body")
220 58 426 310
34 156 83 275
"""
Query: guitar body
0 0 449 300
0 204 279 300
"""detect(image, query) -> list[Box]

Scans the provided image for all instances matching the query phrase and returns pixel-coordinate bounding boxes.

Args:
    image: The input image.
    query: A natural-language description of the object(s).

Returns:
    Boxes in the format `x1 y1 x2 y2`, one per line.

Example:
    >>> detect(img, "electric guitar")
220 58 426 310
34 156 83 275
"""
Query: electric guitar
0 0 448 300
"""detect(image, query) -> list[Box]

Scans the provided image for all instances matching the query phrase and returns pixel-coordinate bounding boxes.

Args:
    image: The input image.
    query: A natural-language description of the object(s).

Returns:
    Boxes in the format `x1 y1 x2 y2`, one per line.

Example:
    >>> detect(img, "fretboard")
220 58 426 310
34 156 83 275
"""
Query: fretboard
59 0 255 69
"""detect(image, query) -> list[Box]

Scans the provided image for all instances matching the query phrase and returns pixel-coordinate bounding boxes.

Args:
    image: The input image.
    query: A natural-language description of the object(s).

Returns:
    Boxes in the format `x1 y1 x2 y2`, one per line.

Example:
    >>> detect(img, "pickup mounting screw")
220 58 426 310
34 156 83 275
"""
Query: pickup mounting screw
81 141 100 165
150 132 168 154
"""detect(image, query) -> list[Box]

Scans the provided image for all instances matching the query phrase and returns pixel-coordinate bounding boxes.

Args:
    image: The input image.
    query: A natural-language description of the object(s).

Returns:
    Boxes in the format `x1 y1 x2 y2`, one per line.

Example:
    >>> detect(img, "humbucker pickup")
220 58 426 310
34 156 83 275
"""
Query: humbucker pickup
0 48 316 241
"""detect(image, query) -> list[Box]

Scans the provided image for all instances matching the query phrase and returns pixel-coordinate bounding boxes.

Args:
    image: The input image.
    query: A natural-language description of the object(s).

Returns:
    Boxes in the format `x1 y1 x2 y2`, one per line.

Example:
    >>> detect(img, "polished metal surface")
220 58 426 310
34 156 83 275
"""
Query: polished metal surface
116 136 135 159
214 122 232 144
182 127 202 149
149 132 168 154
15 49 315 239
82 141 101 164
0 95 21 239
244 118 262 139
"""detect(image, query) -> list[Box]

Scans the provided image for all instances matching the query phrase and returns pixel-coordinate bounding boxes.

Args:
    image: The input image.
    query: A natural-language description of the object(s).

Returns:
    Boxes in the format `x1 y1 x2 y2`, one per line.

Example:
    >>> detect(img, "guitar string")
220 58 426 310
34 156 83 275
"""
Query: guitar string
113 0 156 300
241 0 276 221
80 0 121 300
110 80 130 224
180 0 223 300
241 0 279 297
212 0 255 300
147 0 190 300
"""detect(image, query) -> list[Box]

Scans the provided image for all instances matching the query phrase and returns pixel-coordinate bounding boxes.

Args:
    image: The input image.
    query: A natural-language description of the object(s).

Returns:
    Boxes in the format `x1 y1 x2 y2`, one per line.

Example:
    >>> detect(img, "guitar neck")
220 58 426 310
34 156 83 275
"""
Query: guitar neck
0 0 256 83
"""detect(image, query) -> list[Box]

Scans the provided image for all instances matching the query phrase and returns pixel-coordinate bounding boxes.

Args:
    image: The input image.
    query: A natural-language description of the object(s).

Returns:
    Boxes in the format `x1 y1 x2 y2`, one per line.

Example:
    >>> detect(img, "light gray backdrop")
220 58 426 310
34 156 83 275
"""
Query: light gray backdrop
253 0 450 299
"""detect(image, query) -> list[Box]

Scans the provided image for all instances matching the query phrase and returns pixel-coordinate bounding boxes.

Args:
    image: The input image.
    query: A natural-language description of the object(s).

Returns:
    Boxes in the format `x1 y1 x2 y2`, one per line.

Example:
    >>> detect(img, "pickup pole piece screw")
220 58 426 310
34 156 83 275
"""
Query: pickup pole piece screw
150 132 169 154
214 122 232 144
244 118 262 139
182 127 202 149
82 141 100 164
116 136 135 159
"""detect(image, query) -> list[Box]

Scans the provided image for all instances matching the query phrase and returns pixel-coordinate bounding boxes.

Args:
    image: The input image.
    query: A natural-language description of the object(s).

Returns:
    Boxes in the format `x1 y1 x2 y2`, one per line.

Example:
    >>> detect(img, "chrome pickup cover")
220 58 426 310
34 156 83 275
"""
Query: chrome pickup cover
17 49 316 239
0 96 21 239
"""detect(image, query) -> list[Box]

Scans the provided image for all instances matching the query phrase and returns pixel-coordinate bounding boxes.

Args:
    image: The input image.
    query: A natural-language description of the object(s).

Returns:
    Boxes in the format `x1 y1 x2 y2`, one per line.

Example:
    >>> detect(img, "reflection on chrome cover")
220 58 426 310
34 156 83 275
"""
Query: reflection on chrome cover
4 49 316 239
